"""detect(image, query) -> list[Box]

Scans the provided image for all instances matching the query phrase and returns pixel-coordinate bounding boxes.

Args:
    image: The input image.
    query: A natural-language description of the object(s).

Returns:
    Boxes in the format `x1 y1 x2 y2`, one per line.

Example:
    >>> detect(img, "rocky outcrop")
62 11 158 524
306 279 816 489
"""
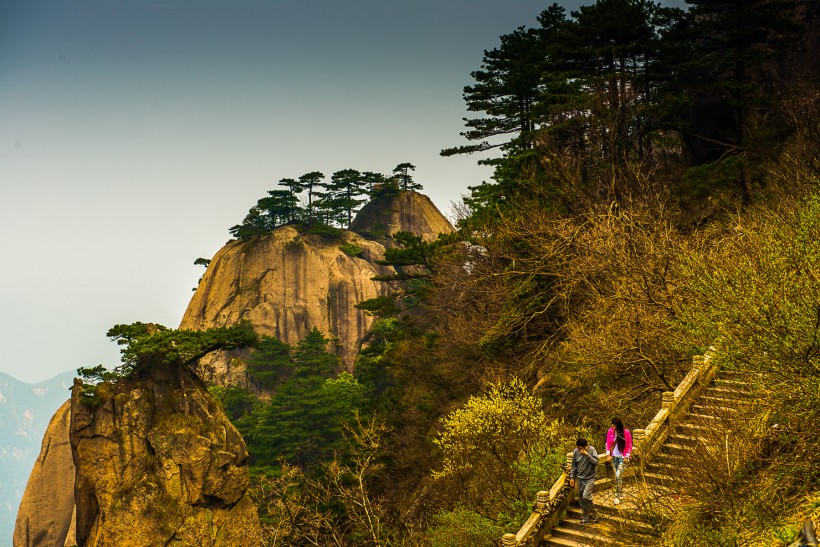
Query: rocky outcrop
13 400 76 547
349 190 455 243
14 191 453 545
180 227 393 377
69 362 260 546
181 191 454 385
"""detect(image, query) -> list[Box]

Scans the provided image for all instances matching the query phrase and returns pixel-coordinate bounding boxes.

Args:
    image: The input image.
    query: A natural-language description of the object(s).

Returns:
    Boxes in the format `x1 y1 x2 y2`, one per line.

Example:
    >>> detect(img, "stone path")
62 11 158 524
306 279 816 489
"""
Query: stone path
543 369 754 546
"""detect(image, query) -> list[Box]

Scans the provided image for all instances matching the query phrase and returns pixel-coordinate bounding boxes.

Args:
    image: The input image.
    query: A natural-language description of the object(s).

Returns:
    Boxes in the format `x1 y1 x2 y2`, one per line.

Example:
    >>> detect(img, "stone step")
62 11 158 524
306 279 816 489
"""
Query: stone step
567 504 631 520
558 515 591 533
676 421 714 434
555 511 629 542
550 523 613 545
703 387 748 400
681 412 739 423
600 514 656 534
640 470 679 486
545 532 610 547
716 369 762 381
665 432 709 446
691 402 739 415
653 451 692 465
551 504 613 545
700 393 745 405
658 442 689 455
567 505 654 532
547 487 659 546
686 409 732 422
712 377 754 391
544 534 581 547
644 460 686 477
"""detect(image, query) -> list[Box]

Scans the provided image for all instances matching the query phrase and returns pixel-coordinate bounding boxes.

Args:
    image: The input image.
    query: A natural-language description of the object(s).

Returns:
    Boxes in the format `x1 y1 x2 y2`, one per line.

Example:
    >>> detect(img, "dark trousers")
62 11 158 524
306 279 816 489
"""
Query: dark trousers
577 477 596 517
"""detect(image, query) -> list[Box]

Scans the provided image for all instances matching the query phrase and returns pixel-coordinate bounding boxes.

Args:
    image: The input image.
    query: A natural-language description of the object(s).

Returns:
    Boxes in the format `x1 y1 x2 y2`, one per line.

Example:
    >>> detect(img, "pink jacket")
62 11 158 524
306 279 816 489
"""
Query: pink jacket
605 427 633 457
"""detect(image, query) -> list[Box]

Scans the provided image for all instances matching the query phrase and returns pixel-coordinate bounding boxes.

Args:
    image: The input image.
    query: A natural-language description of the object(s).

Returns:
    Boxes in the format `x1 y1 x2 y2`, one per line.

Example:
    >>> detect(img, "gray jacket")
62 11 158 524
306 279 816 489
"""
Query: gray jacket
570 446 599 481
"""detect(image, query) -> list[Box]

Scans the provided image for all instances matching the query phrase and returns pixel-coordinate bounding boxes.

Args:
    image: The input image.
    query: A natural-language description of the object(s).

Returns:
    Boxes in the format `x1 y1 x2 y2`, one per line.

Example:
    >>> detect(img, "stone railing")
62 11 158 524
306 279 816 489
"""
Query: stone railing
499 347 718 546
500 452 573 547
630 347 719 465
500 452 612 546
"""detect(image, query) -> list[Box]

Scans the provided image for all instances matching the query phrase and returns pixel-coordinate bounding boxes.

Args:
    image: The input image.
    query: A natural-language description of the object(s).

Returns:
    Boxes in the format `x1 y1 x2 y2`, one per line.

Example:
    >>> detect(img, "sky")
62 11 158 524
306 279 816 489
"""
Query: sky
0 0 686 383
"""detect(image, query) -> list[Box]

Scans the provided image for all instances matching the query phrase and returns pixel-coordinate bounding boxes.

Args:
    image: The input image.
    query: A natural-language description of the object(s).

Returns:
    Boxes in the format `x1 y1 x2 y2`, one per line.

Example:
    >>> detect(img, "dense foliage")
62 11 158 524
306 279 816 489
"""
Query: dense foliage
201 1 818 545
445 0 805 221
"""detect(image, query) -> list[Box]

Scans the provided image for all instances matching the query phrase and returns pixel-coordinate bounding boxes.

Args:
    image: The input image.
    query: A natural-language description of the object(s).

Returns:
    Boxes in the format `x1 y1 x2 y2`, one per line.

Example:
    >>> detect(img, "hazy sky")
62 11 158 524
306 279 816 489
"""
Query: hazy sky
1 0 685 383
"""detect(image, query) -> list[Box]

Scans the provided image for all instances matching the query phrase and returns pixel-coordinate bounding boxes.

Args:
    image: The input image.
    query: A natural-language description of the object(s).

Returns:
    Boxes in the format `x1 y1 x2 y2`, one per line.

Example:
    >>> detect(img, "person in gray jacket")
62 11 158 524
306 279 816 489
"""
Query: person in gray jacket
569 437 599 524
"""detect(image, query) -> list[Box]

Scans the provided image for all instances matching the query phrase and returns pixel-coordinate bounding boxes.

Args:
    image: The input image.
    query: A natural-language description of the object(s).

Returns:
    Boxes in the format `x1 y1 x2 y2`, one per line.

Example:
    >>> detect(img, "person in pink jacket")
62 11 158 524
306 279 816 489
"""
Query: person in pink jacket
605 417 632 505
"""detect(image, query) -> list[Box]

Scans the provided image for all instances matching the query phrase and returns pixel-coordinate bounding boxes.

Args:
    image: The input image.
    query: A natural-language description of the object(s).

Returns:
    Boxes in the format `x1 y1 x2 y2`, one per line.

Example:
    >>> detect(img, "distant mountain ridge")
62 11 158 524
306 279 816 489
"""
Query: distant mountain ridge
0 371 74 544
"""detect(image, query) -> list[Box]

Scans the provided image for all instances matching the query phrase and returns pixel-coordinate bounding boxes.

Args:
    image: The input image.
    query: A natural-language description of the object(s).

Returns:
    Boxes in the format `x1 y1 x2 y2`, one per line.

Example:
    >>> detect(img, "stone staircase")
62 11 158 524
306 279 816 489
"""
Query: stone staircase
521 363 758 547
640 369 752 492
545 491 655 546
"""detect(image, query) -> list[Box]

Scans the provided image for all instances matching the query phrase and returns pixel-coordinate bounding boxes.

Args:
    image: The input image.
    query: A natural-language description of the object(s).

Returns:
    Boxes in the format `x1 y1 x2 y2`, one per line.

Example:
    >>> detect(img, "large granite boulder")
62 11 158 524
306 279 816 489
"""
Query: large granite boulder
69 361 260 547
349 190 454 243
180 227 392 380
180 191 454 386
13 400 76 547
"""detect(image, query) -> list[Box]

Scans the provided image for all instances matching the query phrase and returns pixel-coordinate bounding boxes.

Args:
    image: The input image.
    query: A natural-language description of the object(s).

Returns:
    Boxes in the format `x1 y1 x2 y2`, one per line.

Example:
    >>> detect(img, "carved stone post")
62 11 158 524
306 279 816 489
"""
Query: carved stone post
535 490 549 511
661 391 675 409
692 354 704 372
502 533 517 546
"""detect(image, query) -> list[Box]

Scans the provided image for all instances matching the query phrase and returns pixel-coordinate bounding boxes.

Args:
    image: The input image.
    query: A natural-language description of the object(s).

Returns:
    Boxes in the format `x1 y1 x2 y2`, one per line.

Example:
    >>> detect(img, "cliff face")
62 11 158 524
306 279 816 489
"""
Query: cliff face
181 191 454 386
69 362 259 546
4 371 75 545
13 400 76 547
180 227 392 378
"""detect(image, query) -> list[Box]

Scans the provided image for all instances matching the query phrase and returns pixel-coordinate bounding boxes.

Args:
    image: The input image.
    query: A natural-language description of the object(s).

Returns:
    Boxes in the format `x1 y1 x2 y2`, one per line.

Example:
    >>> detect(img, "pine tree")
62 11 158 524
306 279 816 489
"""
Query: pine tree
292 327 338 378
246 336 293 390
440 21 555 159
229 206 270 239
361 171 386 195
392 162 422 191
257 189 299 227
277 177 306 222
326 169 368 226
298 171 325 226
557 0 677 199
665 0 800 202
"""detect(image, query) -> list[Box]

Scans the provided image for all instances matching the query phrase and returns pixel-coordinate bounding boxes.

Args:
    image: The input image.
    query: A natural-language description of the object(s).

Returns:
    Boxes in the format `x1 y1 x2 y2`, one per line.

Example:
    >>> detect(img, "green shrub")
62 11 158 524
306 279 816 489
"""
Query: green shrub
339 242 363 257
427 506 505 547
285 235 304 250
306 223 342 238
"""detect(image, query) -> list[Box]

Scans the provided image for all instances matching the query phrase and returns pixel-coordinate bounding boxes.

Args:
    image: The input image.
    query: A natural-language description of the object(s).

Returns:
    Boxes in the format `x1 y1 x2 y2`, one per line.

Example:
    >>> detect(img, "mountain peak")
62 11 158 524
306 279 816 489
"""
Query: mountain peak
350 190 454 243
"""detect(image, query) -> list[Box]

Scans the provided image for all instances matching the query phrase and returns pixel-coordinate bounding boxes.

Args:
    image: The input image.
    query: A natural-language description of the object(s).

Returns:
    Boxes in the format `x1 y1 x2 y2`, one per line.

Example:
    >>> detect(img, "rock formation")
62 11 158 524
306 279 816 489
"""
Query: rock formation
69 361 260 546
13 400 76 547
180 190 454 386
180 227 392 380
349 190 455 243
15 190 454 545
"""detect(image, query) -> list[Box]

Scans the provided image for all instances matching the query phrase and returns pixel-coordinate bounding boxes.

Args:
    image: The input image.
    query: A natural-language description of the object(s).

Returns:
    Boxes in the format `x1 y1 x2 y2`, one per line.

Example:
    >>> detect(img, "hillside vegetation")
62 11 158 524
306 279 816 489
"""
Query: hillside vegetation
222 2 820 545
75 1 819 545
246 3 818 545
